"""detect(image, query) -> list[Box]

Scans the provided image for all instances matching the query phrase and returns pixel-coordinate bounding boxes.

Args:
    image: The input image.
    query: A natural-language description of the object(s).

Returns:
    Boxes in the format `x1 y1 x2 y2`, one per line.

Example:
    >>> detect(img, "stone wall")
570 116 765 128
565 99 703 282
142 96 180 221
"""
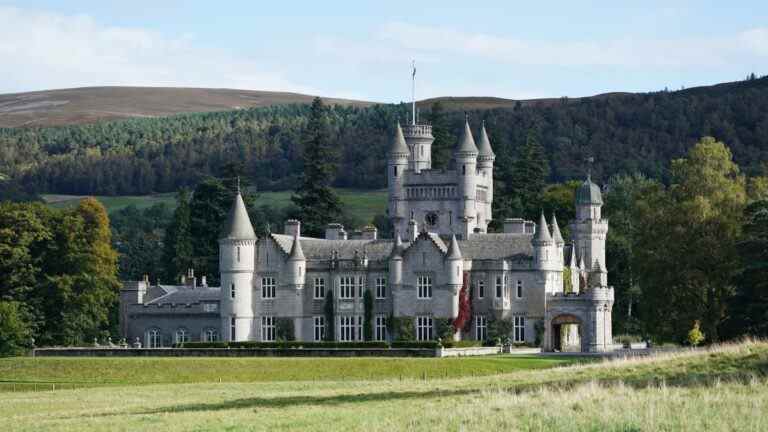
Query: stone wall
32 347 437 358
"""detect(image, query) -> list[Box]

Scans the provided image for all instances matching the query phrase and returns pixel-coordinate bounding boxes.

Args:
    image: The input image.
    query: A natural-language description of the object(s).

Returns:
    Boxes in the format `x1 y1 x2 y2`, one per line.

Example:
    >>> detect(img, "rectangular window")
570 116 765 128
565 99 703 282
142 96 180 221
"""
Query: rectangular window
313 277 326 299
230 317 236 341
339 315 361 342
514 316 525 343
475 315 487 341
516 280 523 298
230 282 235 299
416 316 433 341
417 275 432 299
495 276 503 298
313 316 325 342
261 316 276 342
375 315 387 341
339 276 355 299
203 303 218 312
358 276 365 298
262 277 276 299
477 279 485 299
376 277 387 299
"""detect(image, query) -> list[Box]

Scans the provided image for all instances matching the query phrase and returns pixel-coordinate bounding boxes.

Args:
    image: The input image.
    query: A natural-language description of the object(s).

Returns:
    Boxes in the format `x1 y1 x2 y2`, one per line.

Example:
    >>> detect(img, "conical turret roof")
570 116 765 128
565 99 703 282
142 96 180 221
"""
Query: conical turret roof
220 192 256 240
568 243 578 267
533 212 552 243
576 174 603 205
288 231 305 260
446 234 462 260
477 121 494 158
455 120 479 154
550 213 564 244
389 122 410 156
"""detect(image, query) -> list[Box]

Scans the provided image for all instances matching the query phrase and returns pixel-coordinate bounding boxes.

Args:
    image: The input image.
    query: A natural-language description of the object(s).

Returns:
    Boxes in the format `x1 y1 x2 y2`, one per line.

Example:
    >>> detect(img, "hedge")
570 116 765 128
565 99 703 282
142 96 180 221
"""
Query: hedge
174 341 390 349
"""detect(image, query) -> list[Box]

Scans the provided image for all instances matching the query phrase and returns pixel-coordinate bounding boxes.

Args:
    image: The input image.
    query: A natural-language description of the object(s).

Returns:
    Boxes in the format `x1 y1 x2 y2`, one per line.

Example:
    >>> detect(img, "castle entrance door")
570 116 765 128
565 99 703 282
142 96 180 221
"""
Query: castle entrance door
550 314 582 352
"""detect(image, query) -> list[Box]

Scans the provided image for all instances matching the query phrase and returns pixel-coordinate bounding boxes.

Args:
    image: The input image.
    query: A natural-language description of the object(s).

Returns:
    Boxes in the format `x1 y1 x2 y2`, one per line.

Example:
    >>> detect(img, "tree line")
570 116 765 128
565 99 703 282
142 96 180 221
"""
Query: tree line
3 76 768 197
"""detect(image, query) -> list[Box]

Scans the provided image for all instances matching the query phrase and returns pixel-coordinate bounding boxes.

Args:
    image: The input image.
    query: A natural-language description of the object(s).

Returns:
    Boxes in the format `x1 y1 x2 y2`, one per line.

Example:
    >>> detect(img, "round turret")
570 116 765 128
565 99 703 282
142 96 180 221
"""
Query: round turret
576 176 603 206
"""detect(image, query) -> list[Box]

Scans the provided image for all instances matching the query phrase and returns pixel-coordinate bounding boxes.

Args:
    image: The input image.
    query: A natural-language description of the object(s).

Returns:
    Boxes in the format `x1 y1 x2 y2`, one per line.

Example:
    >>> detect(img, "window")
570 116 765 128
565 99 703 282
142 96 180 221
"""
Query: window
203 328 218 342
146 329 161 348
237 246 240 263
358 276 365 298
376 277 387 299
394 166 398 177
462 164 466 175
262 277 276 299
230 317 236 341
514 316 525 343
230 282 235 299
203 303 217 312
339 315 361 342
174 328 189 344
314 278 326 299
495 276 503 298
475 316 487 341
313 316 325 342
477 279 485 299
339 276 355 299
375 315 387 341
516 280 523 298
261 316 276 341
417 275 432 299
416 316 433 341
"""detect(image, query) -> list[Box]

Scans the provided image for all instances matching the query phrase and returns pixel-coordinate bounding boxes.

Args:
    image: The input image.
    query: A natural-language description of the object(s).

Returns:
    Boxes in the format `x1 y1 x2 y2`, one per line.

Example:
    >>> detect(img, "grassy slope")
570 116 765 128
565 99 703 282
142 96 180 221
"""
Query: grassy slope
42 189 388 224
1 341 767 431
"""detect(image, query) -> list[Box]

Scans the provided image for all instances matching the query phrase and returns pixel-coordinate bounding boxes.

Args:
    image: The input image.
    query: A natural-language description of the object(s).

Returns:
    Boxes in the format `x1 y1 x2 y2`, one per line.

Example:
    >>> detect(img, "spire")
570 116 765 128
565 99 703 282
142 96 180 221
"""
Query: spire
550 213 564 244
477 120 494 158
533 211 552 243
446 234 462 260
455 118 479 154
578 252 586 271
220 191 256 240
593 258 607 273
569 243 578 267
389 122 410 156
288 231 305 260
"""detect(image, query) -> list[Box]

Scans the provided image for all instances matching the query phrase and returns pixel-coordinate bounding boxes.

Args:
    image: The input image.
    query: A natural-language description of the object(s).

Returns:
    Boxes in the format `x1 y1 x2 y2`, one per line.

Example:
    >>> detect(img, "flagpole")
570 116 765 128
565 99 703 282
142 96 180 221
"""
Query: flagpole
411 60 416 125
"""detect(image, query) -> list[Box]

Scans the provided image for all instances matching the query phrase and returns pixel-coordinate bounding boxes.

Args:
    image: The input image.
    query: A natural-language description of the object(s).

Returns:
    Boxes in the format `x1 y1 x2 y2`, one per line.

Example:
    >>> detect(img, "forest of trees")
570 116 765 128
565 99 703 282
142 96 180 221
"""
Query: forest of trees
2 76 768 196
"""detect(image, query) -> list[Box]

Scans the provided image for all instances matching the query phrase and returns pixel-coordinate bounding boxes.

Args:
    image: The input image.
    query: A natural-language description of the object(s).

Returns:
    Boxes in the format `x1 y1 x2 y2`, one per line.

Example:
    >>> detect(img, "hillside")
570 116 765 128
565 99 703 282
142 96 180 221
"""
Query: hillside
1 341 767 430
0 86 373 128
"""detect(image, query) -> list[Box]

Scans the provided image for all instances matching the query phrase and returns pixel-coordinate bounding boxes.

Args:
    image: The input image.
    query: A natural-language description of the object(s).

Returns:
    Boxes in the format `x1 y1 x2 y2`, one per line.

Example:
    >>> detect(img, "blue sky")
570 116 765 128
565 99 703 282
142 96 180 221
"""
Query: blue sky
1 1 767 101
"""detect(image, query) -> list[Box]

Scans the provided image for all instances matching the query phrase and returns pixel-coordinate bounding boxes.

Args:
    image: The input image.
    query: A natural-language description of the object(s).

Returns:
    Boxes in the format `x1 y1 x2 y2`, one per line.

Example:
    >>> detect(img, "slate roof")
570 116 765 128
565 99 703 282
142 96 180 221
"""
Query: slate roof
455 120 479 154
144 285 221 305
270 233 396 261
576 175 603 205
220 192 256 240
460 233 534 260
533 212 552 243
477 122 494 158
389 122 410 156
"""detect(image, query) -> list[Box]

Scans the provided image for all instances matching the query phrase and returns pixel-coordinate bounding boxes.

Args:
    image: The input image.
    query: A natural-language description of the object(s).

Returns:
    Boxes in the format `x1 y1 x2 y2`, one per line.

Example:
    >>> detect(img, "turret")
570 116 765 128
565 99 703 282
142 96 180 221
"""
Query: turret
454 120 479 237
445 234 464 321
476 121 495 232
570 174 609 279
388 122 410 232
219 190 256 342
533 212 559 272
389 234 404 288
286 231 306 288
550 213 565 265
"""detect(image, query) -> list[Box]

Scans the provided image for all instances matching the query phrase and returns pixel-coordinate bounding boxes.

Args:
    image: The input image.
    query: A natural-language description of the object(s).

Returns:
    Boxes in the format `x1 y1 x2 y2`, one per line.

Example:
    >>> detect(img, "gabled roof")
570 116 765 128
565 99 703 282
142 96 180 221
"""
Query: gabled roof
455 120 479 154
477 122 494 158
220 192 256 240
144 285 221 306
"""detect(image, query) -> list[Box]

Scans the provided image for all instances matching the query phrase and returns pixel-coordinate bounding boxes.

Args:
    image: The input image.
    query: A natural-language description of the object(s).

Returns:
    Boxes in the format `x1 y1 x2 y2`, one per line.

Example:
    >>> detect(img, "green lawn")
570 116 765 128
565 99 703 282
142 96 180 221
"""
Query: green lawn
41 189 388 223
1 342 768 431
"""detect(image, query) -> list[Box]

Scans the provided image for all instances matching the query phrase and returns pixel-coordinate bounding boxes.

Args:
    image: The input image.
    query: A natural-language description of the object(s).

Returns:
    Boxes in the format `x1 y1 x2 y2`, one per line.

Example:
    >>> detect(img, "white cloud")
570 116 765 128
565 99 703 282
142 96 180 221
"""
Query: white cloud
0 6 314 94
378 22 768 68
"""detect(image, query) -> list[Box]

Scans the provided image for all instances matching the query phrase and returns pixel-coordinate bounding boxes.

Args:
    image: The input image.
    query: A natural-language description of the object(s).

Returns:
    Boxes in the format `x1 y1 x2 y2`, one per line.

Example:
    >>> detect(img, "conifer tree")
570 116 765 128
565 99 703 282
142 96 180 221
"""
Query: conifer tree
292 98 342 237
502 127 550 219
162 189 194 284
426 102 455 169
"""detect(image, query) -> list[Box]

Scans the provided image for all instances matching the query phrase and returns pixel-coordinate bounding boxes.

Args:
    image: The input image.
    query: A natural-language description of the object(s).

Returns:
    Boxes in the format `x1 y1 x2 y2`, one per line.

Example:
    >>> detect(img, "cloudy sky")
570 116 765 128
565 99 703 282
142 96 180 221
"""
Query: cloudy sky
1 1 767 101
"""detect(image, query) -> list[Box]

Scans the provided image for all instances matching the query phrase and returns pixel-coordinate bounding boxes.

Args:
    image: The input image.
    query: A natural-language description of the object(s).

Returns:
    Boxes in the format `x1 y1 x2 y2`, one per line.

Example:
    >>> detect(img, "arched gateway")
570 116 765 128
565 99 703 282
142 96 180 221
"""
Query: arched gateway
544 287 614 352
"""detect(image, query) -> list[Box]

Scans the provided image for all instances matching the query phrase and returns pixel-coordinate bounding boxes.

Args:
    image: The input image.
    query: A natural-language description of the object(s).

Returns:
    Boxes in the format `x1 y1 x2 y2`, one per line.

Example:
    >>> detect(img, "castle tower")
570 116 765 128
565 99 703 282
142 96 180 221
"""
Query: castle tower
455 120 479 237
403 123 434 173
445 234 464 322
570 175 609 277
476 121 495 231
388 123 410 237
550 213 565 266
219 189 256 342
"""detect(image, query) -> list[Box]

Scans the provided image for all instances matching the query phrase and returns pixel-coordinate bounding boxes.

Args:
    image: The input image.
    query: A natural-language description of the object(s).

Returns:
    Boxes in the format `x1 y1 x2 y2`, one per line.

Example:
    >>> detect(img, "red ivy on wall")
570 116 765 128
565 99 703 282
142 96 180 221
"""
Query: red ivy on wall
452 271 472 332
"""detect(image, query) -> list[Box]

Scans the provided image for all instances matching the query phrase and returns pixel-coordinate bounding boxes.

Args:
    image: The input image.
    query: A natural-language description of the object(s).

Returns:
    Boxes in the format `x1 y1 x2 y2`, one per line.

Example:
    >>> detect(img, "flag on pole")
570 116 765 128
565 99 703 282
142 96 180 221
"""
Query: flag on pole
411 60 416 78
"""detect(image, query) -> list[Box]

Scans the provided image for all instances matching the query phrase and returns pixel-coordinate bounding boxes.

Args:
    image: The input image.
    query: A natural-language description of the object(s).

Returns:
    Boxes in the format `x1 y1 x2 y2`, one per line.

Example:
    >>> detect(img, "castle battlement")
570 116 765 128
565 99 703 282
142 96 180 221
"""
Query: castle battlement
402 124 433 138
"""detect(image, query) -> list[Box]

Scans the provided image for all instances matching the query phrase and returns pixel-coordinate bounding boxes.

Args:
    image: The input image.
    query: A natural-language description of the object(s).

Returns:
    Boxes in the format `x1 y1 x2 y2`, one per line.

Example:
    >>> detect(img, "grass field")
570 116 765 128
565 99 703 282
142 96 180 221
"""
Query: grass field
1 342 768 431
42 188 388 224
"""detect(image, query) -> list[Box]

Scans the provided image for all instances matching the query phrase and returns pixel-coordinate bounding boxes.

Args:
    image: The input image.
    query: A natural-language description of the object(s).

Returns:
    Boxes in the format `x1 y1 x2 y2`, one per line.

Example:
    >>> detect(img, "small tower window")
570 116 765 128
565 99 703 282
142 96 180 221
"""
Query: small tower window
237 247 241 263
230 283 235 299
394 166 398 177
230 317 236 341
516 280 523 298
462 165 466 175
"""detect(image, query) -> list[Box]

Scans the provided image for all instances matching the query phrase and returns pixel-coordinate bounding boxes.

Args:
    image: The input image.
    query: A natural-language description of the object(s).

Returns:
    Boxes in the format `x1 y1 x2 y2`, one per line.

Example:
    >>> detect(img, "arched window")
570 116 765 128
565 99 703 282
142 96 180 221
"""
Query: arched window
203 328 218 342
146 328 161 348
175 328 189 344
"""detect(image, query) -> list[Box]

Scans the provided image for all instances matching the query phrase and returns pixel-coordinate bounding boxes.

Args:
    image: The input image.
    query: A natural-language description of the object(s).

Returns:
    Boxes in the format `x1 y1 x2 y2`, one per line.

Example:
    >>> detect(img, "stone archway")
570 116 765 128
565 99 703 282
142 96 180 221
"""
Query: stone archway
550 314 583 352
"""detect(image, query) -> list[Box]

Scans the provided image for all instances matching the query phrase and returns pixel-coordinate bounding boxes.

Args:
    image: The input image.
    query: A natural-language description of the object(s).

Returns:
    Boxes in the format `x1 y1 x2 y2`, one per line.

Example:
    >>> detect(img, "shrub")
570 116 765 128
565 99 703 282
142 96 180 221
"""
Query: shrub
441 340 483 348
275 318 295 341
391 341 440 349
615 334 643 347
389 316 415 341
687 321 705 346
175 341 228 348
0 301 32 356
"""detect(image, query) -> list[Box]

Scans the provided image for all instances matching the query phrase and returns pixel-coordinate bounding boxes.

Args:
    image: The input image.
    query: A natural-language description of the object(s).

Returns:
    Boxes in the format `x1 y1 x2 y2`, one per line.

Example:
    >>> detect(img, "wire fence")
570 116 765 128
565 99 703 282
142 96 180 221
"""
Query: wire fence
0 382 111 393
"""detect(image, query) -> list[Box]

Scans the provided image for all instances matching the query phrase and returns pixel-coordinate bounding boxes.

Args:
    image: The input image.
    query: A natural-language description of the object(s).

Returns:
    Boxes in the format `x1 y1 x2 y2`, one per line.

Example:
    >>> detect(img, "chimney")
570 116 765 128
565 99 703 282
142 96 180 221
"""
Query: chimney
362 226 378 240
408 219 418 242
504 218 526 234
325 223 347 240
284 219 301 238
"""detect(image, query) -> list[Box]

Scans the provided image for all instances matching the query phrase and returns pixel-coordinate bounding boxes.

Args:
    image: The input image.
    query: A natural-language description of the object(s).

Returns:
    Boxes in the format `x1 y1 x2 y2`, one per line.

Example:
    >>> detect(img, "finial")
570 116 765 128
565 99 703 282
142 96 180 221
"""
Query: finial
586 157 594 180
236 176 241 193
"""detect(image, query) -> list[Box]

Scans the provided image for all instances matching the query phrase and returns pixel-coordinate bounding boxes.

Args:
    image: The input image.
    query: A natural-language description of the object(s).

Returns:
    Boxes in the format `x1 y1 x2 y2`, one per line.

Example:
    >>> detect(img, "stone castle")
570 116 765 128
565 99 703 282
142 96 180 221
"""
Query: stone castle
120 120 614 352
